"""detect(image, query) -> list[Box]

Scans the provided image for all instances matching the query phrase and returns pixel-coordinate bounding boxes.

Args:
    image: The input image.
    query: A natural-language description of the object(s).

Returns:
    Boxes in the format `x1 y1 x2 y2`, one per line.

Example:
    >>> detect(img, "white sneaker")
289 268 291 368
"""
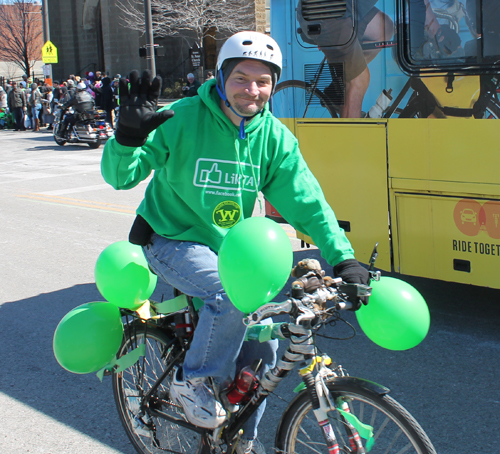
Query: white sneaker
235 438 266 454
170 369 227 429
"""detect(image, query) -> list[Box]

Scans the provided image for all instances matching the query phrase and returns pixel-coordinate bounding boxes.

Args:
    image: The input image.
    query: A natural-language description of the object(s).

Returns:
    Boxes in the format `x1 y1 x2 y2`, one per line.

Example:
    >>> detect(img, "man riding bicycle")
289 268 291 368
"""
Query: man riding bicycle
101 31 369 454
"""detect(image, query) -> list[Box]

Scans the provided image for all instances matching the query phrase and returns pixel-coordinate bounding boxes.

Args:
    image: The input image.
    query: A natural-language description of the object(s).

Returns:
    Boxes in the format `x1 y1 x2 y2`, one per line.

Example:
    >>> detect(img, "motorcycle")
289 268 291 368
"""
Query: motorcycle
53 104 113 148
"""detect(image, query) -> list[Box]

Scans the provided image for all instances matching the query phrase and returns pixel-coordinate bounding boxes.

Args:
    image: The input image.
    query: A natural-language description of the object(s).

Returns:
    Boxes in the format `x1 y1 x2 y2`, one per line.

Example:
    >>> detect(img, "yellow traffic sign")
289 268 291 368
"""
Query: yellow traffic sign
42 41 58 64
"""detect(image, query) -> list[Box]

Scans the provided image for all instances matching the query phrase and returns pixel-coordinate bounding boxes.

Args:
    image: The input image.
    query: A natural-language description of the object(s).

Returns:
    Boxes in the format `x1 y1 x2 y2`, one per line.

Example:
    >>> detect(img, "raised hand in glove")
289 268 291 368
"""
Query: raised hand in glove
333 259 370 310
115 70 174 147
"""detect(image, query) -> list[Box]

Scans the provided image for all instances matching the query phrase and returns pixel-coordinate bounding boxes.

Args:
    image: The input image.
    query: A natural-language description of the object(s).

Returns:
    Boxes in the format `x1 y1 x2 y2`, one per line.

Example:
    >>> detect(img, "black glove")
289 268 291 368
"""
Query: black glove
115 70 174 147
333 259 370 310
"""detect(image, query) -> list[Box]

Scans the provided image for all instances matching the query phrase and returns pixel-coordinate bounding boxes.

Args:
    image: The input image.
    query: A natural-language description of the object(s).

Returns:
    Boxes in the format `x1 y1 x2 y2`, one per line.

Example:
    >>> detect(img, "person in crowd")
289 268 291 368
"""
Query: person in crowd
24 87 32 129
7 81 26 131
42 85 54 130
101 31 369 454
83 78 95 99
205 71 215 82
94 76 114 124
182 73 201 97
0 86 7 109
20 74 28 89
111 78 120 125
52 81 62 103
66 80 76 101
0 86 8 129
29 83 43 131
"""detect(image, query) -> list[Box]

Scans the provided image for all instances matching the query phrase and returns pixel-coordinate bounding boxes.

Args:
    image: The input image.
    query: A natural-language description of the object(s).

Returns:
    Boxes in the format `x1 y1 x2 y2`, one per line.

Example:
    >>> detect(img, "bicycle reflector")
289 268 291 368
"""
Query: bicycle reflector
355 277 430 351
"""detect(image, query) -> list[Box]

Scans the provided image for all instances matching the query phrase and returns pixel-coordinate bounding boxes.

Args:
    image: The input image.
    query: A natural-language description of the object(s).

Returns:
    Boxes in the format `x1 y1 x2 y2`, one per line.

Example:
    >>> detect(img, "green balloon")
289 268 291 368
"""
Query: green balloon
356 277 430 351
53 302 124 374
218 217 293 314
95 241 157 310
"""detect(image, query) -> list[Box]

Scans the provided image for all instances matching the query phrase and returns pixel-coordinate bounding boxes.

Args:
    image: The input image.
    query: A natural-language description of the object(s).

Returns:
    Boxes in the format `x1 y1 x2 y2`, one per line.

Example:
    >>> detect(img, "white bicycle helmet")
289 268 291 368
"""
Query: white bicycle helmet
215 31 283 140
77 82 86 90
216 31 282 83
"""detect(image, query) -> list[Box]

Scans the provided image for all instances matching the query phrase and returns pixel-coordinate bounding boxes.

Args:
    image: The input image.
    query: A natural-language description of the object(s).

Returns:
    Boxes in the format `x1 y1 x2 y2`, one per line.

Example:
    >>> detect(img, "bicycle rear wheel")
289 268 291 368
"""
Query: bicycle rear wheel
276 380 436 454
112 324 209 454
273 80 338 119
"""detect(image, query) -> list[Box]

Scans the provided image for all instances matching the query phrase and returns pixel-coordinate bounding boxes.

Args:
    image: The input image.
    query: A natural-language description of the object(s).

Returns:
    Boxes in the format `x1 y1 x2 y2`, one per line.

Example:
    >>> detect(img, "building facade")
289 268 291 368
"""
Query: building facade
47 0 265 86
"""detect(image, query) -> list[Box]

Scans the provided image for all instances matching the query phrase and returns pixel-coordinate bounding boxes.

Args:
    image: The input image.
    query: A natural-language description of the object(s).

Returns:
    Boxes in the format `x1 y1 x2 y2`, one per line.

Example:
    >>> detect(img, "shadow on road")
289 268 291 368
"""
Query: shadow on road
1 247 499 453
0 275 172 452
0 282 137 452
2 131 107 150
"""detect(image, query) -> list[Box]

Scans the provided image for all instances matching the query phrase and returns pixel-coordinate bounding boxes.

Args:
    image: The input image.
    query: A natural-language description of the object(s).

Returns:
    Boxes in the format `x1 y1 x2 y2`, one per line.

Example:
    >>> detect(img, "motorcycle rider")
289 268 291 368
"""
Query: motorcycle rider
59 82 95 138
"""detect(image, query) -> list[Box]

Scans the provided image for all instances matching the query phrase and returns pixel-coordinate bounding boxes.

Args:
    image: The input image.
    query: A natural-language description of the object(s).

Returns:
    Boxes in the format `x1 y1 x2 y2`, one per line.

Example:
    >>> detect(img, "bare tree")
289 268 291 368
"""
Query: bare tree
0 0 43 78
118 0 255 63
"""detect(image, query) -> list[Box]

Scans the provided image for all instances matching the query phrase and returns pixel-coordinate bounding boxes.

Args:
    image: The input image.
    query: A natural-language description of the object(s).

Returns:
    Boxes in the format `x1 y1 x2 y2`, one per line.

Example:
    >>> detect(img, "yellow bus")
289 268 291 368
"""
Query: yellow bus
270 0 500 288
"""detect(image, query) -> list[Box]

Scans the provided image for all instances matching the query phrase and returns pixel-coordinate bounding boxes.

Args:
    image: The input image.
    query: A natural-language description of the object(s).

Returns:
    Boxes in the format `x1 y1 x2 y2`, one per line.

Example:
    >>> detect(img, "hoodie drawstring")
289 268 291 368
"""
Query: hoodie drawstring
234 133 262 214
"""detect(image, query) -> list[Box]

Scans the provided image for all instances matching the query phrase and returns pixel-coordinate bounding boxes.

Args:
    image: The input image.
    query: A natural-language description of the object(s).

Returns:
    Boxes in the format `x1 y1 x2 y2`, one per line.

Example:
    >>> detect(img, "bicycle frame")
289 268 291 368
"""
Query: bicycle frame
116 282 379 452
111 254 437 454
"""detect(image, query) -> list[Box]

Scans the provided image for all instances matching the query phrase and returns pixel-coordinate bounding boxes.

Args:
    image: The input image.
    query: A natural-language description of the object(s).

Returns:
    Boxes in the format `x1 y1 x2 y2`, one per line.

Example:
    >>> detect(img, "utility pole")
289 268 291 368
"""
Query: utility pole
143 0 156 77
42 0 49 43
41 0 53 82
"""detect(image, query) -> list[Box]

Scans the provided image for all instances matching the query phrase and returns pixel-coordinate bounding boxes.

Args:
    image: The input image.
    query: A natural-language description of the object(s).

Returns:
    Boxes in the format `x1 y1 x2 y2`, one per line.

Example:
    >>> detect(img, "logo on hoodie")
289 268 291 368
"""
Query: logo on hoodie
194 159 260 194
213 201 241 228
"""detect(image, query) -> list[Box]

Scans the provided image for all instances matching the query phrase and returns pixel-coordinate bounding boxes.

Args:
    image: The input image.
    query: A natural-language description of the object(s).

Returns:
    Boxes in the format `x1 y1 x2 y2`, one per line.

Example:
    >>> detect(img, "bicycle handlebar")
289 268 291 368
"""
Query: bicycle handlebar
243 280 372 327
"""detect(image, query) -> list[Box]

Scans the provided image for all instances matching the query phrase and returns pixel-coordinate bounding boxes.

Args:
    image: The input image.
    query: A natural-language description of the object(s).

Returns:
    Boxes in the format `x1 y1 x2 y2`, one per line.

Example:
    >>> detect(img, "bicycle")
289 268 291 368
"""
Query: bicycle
273 53 500 120
108 249 437 454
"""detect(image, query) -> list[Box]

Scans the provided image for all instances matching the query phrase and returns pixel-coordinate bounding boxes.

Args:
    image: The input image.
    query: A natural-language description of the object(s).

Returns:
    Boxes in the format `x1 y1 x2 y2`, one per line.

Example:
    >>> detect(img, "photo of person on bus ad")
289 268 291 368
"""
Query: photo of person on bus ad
271 0 500 120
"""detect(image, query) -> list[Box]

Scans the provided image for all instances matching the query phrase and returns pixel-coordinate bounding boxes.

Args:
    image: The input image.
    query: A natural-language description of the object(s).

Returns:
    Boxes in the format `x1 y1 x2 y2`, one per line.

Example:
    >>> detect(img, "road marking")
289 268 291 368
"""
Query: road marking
15 193 300 240
38 184 112 196
16 193 136 214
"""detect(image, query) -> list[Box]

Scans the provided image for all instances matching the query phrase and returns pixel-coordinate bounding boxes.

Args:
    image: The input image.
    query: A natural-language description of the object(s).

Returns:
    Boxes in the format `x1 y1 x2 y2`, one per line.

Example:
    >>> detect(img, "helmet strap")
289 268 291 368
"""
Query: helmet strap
216 68 255 140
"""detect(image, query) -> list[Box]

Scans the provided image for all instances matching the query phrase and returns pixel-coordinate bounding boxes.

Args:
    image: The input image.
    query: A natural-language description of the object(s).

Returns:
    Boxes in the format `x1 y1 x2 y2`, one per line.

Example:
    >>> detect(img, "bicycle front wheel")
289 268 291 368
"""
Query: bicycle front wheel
112 325 209 454
273 80 338 119
276 380 436 454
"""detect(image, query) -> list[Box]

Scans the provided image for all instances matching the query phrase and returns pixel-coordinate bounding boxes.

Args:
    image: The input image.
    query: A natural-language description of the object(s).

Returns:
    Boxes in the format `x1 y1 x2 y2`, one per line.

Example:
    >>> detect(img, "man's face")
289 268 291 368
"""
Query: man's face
187 76 194 84
224 60 273 117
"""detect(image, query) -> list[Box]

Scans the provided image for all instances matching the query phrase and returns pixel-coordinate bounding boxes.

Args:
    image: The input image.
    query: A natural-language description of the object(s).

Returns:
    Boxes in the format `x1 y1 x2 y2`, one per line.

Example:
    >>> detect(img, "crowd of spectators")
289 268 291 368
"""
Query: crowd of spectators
0 70 120 131
0 69 214 131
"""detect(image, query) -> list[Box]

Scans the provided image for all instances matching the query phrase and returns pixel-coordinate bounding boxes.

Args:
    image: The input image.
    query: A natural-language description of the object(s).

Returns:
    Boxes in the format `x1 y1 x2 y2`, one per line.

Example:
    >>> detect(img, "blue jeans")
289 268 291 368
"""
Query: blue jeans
32 103 42 121
143 233 279 439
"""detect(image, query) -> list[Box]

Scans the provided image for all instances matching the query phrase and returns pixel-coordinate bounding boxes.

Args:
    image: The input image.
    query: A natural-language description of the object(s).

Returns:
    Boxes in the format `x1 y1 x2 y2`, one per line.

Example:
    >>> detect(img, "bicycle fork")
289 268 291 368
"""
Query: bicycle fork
303 359 367 454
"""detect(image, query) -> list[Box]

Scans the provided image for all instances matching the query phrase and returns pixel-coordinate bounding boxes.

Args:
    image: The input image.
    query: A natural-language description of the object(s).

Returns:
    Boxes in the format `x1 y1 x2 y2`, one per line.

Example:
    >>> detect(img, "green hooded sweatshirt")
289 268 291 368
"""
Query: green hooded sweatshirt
101 79 354 266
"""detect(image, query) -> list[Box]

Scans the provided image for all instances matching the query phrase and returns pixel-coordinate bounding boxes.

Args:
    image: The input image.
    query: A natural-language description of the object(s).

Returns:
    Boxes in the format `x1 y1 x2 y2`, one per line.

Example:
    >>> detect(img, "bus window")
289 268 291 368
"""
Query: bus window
399 0 500 74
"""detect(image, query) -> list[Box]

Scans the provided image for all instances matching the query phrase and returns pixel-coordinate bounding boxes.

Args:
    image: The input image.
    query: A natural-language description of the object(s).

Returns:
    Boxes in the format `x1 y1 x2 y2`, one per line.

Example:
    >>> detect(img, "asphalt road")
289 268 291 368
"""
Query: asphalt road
1 130 499 453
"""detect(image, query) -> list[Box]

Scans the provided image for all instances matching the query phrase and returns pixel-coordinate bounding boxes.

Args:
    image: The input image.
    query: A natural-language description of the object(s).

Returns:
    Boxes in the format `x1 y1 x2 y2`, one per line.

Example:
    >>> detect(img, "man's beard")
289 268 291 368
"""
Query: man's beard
231 95 266 116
